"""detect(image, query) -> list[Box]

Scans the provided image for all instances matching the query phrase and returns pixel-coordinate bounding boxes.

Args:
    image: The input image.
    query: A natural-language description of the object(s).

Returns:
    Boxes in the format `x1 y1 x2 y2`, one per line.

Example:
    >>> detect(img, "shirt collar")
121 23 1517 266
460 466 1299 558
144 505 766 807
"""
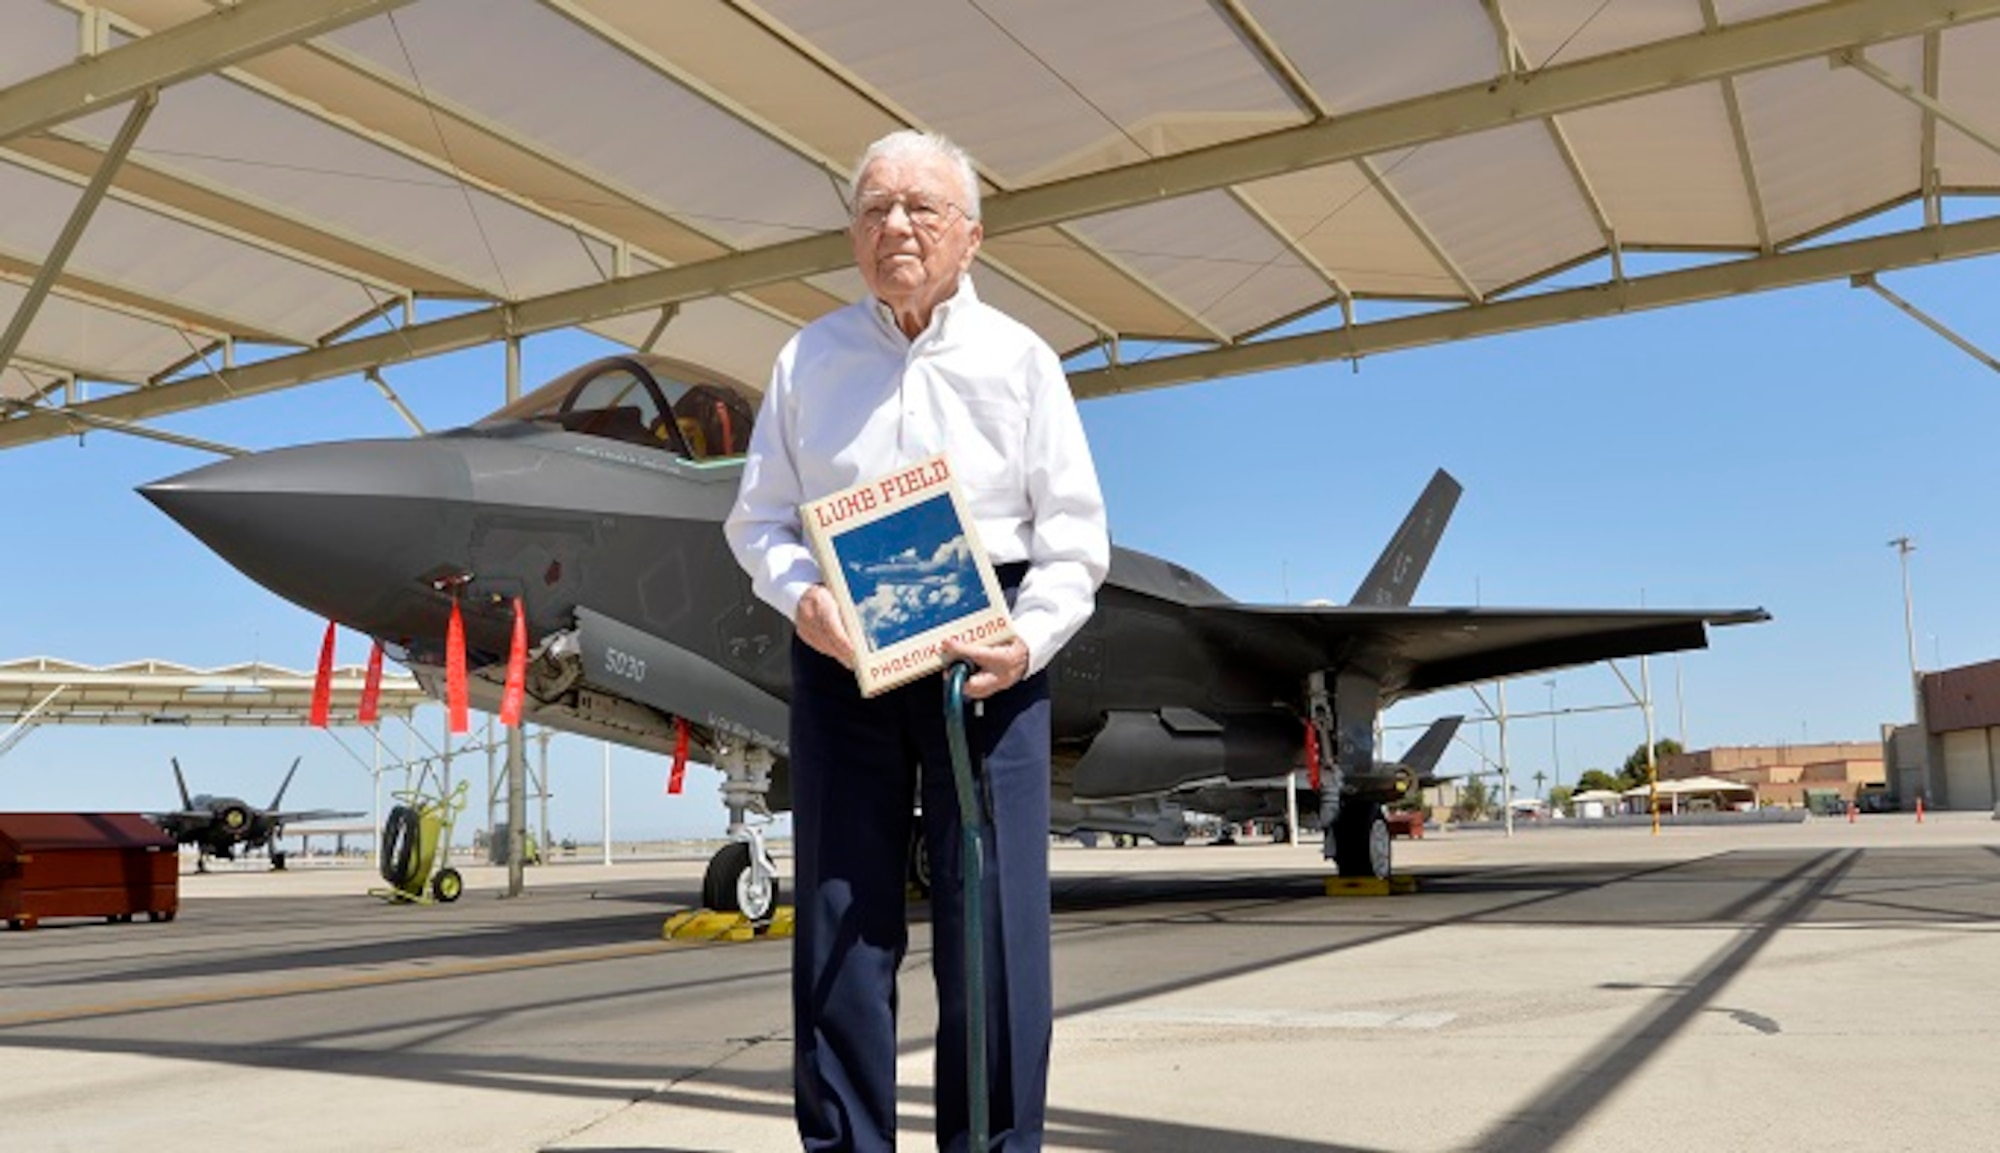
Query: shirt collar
871 274 979 342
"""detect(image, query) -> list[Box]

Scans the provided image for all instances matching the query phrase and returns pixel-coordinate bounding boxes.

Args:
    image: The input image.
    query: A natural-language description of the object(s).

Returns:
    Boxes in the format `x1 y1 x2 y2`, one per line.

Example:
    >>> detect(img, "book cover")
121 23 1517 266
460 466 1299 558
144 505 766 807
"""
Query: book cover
800 453 1015 697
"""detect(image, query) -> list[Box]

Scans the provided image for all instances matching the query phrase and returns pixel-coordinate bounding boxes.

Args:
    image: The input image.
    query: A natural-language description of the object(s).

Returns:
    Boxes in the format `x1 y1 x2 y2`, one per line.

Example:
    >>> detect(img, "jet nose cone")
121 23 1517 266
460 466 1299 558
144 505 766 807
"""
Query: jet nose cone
142 440 476 634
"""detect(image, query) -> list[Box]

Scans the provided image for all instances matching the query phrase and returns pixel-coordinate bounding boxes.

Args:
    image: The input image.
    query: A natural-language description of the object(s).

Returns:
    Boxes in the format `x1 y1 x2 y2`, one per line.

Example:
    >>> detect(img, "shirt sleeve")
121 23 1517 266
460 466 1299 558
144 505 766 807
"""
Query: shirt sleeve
724 346 822 621
1009 339 1111 677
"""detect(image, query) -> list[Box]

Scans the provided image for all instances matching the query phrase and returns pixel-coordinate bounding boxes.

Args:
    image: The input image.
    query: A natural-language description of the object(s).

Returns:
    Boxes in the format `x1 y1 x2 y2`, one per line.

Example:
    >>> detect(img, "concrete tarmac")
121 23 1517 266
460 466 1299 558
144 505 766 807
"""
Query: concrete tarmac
4 814 1999 1151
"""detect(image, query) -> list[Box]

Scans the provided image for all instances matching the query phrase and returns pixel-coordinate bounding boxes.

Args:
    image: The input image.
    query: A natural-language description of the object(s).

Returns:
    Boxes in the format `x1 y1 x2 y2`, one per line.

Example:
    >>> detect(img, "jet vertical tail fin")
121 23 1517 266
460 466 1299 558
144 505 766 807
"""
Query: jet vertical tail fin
1397 715 1462 779
171 757 194 810
1349 470 1462 607
269 755 303 810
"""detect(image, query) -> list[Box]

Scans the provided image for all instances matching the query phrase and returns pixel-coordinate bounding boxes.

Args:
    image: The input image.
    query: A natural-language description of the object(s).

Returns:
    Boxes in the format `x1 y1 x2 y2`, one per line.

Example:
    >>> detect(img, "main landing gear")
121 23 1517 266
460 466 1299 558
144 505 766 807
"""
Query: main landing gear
1308 670 1397 882
1330 799 1392 880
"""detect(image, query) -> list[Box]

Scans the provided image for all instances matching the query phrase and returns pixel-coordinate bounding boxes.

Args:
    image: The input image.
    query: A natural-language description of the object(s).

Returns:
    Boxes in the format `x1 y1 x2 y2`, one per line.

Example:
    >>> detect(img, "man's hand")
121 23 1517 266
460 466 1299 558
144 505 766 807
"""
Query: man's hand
796 584 855 668
941 635 1030 701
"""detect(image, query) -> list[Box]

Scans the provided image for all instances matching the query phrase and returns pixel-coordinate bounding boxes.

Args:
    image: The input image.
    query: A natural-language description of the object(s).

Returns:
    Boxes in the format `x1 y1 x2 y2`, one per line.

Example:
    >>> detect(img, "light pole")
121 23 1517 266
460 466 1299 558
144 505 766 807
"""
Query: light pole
1889 536 1928 802
1890 537 1920 690
1544 677 1560 795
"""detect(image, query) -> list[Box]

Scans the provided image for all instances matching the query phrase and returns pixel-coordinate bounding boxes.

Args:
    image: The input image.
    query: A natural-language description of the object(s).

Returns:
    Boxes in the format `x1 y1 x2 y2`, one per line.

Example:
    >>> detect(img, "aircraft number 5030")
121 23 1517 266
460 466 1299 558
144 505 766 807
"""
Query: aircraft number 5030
605 647 646 683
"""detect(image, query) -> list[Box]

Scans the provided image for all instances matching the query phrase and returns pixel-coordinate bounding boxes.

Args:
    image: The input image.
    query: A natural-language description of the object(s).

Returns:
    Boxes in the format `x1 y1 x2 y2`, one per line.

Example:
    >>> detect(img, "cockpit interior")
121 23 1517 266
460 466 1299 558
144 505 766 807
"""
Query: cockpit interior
480 354 759 463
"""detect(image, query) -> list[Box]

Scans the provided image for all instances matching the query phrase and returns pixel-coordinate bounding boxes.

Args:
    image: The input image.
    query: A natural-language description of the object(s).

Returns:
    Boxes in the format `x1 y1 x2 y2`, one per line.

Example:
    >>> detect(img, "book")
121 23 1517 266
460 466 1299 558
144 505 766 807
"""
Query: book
799 452 1015 697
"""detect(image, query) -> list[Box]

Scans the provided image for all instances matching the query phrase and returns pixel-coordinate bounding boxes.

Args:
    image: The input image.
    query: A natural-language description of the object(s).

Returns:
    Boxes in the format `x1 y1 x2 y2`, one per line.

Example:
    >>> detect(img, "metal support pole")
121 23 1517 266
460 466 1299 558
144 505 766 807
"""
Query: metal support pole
365 368 428 435
506 725 527 897
1890 536 1929 802
484 716 497 859
371 725 382 870
1859 277 2000 376
536 728 551 862
1286 769 1300 846
505 334 522 403
601 739 614 866
1545 677 1561 794
0 90 156 372
1643 656 1659 835
504 333 526 895
1675 654 1688 746
0 684 65 759
440 719 454 867
639 303 678 352
1497 680 1513 837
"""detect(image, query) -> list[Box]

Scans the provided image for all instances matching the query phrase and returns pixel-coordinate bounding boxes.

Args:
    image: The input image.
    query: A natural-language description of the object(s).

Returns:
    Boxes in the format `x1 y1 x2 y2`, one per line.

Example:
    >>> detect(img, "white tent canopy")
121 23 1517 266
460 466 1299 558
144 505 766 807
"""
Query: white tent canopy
6 0 2000 448
1622 775 1757 797
1621 774 1757 814
0 655 426 727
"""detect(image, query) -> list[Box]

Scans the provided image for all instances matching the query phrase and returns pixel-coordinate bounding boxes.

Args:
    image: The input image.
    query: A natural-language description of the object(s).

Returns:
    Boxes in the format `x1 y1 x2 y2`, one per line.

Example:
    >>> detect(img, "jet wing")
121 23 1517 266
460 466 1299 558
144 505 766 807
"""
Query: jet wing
1188 603 1770 699
270 809 367 824
144 810 214 828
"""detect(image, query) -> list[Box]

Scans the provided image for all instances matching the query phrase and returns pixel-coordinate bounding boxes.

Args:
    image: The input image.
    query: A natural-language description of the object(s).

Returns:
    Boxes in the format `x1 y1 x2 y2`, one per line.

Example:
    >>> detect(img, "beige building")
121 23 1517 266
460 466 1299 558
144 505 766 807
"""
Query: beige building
1658 743 1884 809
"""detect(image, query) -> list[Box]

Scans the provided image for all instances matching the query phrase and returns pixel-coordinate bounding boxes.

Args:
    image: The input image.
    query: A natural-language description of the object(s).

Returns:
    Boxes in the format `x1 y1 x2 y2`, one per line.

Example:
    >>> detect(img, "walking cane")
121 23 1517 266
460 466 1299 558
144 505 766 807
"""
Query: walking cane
942 661 989 1150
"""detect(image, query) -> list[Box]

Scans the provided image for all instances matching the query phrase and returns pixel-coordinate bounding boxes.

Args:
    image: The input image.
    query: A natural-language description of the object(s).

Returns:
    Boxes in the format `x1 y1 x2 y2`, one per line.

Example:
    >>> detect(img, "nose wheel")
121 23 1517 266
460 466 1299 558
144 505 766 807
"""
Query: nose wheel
701 831 779 924
701 741 782 925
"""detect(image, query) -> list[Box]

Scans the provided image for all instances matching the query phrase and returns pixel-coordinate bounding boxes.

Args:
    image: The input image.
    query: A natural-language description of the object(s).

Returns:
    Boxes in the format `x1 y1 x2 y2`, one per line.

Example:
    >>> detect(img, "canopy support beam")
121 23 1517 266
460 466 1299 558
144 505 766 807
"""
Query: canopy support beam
1069 213 2000 398
365 369 428 435
1855 273 2000 375
0 90 155 374
2 396 246 456
0 0 412 144
1837 47 2000 162
0 685 66 760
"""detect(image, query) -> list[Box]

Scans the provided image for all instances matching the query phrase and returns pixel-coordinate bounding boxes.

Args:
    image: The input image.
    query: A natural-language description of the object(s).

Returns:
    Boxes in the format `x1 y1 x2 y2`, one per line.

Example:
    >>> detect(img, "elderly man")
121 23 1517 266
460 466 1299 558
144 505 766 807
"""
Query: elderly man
726 130 1109 1151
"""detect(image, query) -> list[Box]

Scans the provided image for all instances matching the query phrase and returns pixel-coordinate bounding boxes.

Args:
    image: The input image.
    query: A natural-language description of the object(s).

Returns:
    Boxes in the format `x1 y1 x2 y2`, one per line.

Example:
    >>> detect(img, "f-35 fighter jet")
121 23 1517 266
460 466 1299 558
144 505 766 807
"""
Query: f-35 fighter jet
142 354 1765 917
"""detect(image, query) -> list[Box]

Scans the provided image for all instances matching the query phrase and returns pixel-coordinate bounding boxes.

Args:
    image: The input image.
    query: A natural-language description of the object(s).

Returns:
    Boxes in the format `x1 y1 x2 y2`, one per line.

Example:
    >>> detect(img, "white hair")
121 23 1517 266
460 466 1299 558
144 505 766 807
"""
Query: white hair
849 130 982 221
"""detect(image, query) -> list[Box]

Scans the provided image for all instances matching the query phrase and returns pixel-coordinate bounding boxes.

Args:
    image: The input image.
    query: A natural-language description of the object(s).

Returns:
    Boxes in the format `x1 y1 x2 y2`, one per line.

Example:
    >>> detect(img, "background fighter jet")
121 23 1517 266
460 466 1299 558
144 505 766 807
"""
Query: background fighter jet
1176 715 1465 844
141 354 1766 917
147 756 361 871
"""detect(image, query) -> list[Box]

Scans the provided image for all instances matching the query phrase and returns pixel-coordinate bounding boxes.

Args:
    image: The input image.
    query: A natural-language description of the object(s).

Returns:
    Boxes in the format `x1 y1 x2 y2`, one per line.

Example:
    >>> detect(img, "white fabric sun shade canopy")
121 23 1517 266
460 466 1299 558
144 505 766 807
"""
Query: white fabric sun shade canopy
0 656 427 726
5 0 2000 445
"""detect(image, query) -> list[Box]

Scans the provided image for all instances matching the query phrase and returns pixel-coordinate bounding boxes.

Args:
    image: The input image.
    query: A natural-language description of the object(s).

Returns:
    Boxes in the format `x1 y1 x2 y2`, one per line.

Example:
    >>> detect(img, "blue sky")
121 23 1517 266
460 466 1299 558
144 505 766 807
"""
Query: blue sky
6 243 1998 839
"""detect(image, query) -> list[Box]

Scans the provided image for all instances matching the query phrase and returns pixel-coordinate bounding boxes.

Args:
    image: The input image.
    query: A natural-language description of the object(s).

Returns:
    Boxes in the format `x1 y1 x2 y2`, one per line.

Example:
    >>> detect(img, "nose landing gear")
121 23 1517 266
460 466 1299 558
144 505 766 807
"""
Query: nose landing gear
679 741 788 936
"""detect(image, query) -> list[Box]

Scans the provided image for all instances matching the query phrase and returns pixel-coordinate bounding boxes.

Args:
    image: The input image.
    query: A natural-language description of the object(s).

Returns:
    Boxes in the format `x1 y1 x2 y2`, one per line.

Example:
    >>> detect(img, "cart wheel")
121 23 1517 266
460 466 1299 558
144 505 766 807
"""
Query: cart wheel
431 867 464 903
380 805 420 887
147 910 175 923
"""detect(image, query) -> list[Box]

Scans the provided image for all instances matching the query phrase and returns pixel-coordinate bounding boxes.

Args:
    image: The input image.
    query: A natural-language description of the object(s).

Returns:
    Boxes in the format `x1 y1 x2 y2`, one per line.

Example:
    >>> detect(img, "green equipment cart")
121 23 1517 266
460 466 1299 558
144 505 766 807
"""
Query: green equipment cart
372 778 470 904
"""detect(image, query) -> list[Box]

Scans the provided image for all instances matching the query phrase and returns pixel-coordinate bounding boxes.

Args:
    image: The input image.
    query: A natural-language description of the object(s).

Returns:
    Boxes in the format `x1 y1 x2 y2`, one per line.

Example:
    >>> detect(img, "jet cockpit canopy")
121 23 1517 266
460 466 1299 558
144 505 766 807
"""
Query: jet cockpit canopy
479 354 760 463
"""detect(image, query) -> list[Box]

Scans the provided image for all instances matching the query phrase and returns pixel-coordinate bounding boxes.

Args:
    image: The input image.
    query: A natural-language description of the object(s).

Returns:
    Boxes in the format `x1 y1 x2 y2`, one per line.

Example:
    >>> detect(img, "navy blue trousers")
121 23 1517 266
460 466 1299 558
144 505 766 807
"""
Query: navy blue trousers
789 636 1052 1152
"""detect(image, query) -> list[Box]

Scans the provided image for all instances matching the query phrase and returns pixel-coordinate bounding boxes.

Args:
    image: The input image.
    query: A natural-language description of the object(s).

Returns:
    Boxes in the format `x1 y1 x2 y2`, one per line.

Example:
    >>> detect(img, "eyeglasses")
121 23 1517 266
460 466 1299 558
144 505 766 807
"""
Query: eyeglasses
853 192 963 237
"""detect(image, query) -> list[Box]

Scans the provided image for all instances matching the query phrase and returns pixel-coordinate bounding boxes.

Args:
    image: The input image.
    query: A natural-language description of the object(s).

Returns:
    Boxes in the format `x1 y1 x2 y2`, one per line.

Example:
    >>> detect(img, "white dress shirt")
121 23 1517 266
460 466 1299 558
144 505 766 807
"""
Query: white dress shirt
726 277 1109 677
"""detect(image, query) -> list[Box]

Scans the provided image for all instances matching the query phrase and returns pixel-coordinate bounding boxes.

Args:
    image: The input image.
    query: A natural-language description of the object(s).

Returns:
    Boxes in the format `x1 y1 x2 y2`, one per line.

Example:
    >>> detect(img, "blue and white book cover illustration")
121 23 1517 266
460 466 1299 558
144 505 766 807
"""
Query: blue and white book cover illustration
801 453 1014 697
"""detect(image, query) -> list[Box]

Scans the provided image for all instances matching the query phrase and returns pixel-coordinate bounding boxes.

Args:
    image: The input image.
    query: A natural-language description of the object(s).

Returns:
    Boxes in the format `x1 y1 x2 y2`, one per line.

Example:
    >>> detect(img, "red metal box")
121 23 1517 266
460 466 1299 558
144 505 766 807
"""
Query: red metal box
0 813 179 930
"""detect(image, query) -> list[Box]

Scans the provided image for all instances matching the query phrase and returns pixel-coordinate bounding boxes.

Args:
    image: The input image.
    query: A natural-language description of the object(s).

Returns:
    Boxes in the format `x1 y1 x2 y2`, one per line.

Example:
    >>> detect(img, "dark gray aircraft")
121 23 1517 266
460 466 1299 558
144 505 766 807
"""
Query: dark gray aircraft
1177 715 1464 844
141 354 1765 917
146 756 362 871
